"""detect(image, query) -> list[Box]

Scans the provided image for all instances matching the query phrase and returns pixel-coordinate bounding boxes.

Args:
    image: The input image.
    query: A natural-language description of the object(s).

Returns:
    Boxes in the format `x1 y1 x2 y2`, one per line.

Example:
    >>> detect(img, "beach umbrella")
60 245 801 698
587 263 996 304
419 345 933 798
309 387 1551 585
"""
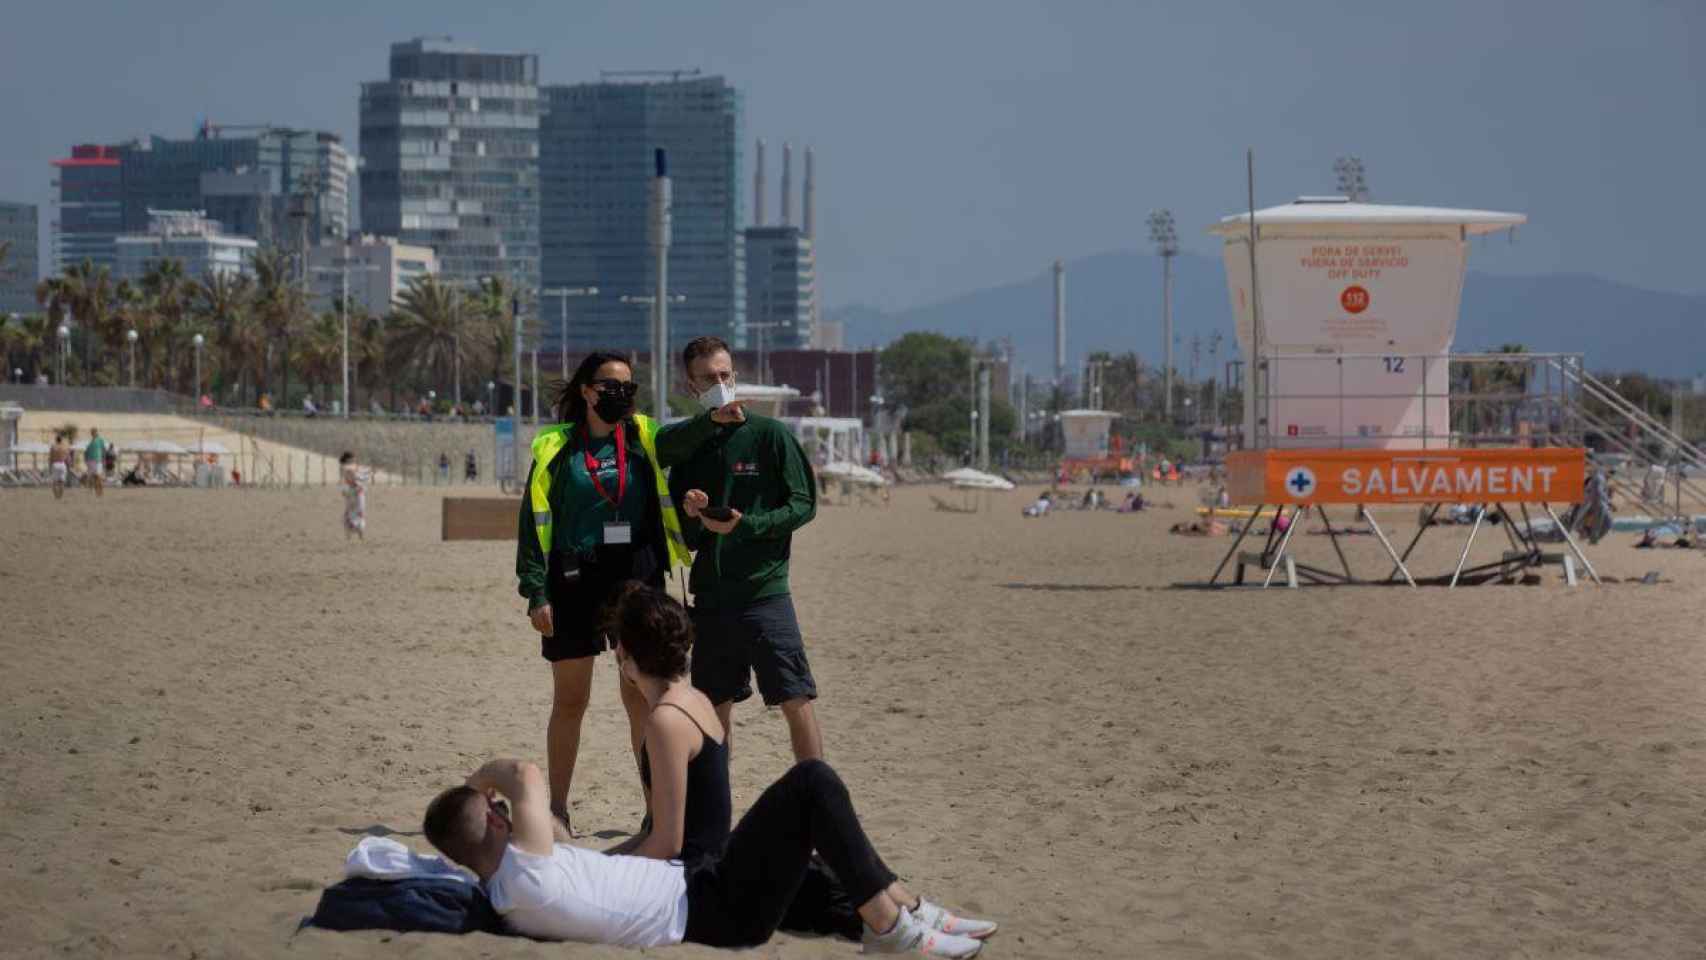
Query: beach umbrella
185 440 230 455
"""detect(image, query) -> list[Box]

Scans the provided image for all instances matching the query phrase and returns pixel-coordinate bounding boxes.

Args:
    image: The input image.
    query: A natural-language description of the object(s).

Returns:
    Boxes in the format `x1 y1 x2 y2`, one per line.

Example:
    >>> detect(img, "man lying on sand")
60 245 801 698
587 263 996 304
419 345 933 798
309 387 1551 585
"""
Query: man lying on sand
423 758 993 956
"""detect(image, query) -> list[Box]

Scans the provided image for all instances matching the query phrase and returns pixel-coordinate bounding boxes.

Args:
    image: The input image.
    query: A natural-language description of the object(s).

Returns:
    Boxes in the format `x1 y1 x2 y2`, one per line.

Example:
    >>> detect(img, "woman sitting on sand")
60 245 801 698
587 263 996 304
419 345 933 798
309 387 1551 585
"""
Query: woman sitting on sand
594 581 996 953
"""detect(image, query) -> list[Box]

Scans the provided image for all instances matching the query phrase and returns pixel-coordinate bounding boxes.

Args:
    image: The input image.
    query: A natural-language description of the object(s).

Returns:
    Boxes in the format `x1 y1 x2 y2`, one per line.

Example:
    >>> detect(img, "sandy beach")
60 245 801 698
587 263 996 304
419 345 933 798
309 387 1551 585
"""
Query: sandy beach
4 481 1706 958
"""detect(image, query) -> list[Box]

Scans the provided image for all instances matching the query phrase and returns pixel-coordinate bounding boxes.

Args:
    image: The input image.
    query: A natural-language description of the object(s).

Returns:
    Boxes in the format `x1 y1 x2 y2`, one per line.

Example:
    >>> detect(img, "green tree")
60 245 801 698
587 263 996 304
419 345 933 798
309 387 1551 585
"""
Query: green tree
252 247 307 404
36 259 123 384
193 270 257 404
879 332 973 414
389 275 466 401
469 274 516 402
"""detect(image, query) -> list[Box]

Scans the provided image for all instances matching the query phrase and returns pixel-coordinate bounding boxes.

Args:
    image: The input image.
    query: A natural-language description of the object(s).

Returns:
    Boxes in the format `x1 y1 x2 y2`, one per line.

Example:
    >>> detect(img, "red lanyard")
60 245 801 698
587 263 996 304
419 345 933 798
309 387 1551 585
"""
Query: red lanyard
583 425 627 510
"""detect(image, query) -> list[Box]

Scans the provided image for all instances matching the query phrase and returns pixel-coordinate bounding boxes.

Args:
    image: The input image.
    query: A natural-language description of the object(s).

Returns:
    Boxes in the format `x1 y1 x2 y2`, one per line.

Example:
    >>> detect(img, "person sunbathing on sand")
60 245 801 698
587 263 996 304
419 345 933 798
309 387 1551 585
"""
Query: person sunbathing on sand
424 752 993 955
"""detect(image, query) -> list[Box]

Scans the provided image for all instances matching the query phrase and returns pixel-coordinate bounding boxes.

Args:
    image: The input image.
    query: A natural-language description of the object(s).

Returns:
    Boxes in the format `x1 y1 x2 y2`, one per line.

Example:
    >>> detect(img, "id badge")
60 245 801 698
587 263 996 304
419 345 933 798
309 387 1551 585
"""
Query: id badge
602 522 632 545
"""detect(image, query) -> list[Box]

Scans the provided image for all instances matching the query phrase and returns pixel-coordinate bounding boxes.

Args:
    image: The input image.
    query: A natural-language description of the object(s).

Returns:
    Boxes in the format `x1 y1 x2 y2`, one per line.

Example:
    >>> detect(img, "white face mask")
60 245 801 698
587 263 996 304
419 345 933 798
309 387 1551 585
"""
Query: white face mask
699 381 737 410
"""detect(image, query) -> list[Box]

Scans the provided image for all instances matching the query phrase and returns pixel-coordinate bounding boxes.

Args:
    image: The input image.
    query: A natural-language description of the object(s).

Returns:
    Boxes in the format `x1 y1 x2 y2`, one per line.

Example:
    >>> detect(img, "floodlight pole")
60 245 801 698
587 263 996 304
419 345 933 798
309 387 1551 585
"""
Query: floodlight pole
650 149 673 423
542 286 599 381
1148 209 1178 421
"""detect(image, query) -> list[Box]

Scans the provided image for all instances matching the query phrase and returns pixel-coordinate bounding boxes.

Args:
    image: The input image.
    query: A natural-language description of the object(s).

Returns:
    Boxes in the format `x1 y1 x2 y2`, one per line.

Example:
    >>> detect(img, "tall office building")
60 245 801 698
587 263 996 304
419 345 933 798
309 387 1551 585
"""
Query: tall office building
50 144 124 273
540 75 743 357
359 38 541 296
0 202 39 315
52 130 348 277
742 225 815 355
119 126 351 246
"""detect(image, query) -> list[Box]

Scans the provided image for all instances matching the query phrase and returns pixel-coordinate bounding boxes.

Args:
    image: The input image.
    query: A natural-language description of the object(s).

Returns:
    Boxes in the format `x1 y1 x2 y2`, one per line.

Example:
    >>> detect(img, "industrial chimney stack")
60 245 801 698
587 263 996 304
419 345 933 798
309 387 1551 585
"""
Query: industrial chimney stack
781 141 793 226
1053 259 1066 386
753 139 766 226
803 146 815 240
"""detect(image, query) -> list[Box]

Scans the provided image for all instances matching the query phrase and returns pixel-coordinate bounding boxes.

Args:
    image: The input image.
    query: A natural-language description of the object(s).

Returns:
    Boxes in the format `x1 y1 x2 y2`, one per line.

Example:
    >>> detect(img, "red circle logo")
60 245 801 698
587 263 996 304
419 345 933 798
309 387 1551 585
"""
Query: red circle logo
1340 285 1370 314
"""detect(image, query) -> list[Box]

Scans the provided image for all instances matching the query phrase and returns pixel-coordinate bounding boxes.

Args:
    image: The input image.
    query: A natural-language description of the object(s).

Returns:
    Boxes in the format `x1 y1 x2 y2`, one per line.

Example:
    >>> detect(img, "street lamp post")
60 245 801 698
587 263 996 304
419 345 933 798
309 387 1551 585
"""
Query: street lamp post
541 286 599 381
309 254 380 419
126 329 138 387
192 333 205 405
485 381 494 417
56 323 70 386
1147 209 1178 421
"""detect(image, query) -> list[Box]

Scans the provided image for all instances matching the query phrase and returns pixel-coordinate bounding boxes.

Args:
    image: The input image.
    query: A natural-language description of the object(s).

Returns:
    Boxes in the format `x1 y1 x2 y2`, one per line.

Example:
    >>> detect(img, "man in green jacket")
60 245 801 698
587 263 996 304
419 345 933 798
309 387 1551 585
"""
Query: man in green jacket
670 337 822 762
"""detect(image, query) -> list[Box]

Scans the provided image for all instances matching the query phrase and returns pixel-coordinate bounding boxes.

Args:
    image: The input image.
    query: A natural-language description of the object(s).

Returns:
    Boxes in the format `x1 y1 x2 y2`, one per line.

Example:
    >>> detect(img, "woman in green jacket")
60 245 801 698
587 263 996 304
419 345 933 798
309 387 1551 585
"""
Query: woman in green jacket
516 350 739 835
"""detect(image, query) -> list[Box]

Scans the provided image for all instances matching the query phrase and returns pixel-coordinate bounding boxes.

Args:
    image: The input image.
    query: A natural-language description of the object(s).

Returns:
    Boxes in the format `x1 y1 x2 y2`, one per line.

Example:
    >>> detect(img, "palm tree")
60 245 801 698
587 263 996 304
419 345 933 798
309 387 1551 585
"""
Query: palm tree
470 274 516 404
348 302 385 412
193 270 257 404
36 259 122 385
389 275 466 406
135 258 192 390
252 247 307 404
298 308 344 406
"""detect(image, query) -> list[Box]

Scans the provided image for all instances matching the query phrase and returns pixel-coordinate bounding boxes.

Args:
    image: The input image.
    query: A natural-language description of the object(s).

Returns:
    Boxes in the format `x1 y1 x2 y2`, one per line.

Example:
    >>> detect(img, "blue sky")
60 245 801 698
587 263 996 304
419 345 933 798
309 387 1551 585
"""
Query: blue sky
2 0 1699 311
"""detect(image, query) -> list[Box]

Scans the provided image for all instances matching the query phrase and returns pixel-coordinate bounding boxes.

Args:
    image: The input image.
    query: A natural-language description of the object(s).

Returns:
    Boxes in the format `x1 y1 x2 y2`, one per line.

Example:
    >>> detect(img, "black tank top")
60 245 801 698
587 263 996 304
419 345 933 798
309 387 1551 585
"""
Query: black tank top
639 704 731 864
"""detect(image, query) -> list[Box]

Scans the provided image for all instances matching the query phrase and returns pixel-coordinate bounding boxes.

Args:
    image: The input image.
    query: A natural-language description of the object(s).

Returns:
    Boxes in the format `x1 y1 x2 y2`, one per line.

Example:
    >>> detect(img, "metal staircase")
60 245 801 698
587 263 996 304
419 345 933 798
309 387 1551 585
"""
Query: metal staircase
1548 359 1706 520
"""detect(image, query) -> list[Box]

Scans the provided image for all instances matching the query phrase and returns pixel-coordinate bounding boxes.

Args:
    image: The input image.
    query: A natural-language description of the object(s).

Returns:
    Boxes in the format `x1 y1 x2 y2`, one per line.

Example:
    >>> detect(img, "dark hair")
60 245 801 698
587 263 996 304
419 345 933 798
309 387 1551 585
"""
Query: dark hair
553 351 632 424
601 582 694 679
338 451 354 465
681 336 731 374
422 784 484 867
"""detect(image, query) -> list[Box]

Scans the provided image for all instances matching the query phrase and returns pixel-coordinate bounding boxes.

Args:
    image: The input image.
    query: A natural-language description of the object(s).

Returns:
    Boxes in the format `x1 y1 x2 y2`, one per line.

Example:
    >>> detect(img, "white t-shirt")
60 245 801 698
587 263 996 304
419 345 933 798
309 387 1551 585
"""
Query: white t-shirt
485 843 689 947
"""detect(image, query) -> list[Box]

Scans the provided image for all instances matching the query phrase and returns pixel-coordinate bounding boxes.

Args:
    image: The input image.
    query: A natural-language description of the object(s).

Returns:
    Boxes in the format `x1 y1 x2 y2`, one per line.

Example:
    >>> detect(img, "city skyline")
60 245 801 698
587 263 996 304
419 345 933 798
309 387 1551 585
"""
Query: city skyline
1 1 1701 316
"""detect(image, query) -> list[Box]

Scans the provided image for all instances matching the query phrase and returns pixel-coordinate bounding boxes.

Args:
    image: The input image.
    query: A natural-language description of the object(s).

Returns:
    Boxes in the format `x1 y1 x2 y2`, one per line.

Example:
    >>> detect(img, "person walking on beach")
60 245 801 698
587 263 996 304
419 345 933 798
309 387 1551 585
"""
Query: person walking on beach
339 451 367 541
671 337 824 763
48 433 70 499
83 428 109 498
515 351 740 836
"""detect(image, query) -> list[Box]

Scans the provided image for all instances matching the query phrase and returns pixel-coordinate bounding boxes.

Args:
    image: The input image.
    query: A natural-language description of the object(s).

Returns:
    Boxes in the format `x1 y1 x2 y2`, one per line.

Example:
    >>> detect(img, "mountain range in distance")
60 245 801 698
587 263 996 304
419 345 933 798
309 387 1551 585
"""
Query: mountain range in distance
829 251 1706 380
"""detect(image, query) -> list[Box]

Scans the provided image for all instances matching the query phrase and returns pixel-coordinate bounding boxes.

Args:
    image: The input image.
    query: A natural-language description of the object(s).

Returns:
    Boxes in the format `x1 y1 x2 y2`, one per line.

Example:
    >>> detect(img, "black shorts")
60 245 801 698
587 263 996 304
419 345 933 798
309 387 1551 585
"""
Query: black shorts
690 595 817 706
541 544 664 662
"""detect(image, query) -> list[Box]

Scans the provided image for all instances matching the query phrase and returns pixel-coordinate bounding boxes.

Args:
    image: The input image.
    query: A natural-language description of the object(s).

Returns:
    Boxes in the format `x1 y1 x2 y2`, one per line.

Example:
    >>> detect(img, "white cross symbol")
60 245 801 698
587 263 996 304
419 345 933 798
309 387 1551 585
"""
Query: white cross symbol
1285 467 1316 499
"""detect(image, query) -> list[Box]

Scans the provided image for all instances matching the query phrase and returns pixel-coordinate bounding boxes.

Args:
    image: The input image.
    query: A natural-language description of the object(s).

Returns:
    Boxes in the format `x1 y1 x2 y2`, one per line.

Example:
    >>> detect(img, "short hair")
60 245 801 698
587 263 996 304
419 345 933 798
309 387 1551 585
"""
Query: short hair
602 582 694 679
422 785 485 867
681 336 731 374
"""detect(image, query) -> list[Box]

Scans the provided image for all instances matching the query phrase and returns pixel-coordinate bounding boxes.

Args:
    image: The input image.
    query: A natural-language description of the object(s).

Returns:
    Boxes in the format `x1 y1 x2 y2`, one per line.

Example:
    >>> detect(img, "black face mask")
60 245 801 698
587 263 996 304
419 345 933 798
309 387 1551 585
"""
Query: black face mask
592 394 635 423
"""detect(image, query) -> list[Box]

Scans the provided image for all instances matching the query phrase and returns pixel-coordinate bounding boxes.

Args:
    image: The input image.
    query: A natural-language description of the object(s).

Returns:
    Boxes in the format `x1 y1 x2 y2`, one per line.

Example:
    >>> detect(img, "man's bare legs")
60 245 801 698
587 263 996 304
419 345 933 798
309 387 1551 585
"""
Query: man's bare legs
713 696 823 763
780 697 824 761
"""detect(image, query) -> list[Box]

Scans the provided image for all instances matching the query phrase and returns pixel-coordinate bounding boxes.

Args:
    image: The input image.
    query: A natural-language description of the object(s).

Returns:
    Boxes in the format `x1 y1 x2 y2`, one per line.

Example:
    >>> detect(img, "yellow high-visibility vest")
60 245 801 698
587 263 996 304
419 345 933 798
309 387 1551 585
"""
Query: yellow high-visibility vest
527 415 691 571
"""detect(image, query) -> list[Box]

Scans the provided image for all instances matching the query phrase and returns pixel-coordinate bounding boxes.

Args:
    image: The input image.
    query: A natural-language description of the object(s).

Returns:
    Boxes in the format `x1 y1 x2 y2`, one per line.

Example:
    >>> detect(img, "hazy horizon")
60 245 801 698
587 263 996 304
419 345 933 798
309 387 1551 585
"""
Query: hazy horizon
2 0 1700 313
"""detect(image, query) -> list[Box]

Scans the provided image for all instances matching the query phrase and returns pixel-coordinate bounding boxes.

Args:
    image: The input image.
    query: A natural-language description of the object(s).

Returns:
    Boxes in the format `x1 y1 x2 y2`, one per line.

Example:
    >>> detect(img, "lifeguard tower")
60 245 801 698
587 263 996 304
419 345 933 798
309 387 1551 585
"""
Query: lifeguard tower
1205 196 1600 587
1059 409 1132 479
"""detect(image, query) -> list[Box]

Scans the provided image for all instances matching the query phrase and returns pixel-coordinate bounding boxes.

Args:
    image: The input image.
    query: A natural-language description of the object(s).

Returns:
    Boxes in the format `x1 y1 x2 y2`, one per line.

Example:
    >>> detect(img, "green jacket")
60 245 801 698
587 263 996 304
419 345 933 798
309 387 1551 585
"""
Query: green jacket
667 414 817 609
516 411 719 610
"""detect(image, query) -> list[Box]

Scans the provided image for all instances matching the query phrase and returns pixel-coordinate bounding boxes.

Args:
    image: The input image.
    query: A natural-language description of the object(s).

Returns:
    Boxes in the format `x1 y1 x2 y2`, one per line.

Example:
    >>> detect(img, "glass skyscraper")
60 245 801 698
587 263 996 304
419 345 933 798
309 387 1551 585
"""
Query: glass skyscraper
50 145 124 273
0 201 40 315
118 127 351 246
52 130 349 277
742 225 816 352
359 38 541 296
540 75 743 358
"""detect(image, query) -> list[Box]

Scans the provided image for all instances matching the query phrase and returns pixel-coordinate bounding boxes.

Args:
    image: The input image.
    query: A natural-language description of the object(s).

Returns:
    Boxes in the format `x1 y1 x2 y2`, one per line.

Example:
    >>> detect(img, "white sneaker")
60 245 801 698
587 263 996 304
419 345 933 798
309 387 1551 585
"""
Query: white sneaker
913 899 999 940
862 906 983 958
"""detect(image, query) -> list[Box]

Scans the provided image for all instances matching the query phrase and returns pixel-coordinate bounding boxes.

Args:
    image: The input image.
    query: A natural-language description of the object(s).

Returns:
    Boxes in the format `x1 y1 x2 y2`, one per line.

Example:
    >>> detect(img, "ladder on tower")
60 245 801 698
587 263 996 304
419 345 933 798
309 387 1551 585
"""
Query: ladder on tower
1548 358 1706 520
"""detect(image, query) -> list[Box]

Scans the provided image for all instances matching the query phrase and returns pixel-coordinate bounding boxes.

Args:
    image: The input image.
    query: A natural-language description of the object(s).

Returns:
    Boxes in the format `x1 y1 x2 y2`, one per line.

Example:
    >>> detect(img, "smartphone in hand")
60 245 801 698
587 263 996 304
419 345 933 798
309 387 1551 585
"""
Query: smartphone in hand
699 505 735 522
